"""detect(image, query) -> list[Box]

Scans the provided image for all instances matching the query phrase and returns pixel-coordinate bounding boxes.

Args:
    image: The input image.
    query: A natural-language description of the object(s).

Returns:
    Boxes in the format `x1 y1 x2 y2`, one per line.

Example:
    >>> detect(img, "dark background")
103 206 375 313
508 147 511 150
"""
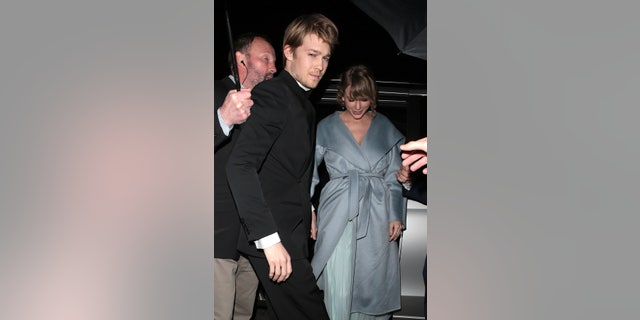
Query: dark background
215 0 428 248
214 0 427 84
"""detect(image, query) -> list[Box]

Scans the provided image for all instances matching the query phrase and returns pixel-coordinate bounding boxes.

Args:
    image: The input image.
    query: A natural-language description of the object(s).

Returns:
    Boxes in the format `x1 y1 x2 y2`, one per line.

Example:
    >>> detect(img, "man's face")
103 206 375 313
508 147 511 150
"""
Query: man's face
284 34 331 89
242 37 277 89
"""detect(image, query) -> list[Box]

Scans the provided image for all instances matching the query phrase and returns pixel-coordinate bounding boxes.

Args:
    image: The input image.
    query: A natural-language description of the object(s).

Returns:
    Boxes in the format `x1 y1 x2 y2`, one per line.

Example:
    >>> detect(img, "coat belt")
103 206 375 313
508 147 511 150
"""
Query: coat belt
332 171 382 239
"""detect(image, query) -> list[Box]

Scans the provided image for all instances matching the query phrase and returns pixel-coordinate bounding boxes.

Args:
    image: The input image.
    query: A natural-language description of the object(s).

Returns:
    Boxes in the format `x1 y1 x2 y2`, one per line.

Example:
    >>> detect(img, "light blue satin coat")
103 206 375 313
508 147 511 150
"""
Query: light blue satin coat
310 111 407 315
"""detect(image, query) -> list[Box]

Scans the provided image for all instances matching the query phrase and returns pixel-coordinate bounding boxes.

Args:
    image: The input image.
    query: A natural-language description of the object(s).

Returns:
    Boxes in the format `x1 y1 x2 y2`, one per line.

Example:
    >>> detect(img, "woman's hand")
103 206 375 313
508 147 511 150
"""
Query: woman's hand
389 221 403 241
396 165 411 184
310 210 318 240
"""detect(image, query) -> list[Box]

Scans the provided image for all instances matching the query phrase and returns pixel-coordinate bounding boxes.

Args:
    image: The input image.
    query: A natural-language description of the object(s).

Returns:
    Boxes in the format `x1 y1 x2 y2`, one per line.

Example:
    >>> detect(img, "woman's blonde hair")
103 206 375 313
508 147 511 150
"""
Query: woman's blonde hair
336 64 378 113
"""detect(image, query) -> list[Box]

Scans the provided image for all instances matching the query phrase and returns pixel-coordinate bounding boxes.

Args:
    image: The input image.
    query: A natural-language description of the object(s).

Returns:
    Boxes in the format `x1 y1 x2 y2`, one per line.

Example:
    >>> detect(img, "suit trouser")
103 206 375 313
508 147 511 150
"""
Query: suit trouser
246 255 329 320
214 256 259 320
423 253 427 318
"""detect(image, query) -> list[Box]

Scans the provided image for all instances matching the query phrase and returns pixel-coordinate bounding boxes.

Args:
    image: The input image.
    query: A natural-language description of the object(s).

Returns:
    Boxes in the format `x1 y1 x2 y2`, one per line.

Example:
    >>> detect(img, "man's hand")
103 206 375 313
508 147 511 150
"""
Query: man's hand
219 88 253 126
400 137 428 174
263 242 292 283
310 210 318 240
400 137 427 153
401 152 427 174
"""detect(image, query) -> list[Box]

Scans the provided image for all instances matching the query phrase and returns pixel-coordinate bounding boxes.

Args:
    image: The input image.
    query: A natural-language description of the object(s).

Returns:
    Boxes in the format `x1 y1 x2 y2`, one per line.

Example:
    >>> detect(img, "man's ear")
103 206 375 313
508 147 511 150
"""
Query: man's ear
235 51 244 64
283 45 294 62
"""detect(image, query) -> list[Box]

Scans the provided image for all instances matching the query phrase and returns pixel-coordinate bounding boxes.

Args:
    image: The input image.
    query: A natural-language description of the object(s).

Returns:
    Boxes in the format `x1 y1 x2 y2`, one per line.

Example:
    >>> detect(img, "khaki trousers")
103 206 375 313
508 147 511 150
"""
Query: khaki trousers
214 255 259 320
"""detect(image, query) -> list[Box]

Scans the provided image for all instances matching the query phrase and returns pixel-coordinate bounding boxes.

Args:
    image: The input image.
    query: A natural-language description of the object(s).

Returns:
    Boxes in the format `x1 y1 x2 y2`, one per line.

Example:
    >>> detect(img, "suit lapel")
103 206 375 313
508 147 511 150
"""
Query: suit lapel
280 71 316 178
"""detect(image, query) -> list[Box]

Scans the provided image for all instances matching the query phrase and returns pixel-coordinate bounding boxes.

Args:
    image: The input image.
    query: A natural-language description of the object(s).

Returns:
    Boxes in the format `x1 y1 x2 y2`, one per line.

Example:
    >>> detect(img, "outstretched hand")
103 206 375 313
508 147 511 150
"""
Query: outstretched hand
400 137 427 174
400 137 427 153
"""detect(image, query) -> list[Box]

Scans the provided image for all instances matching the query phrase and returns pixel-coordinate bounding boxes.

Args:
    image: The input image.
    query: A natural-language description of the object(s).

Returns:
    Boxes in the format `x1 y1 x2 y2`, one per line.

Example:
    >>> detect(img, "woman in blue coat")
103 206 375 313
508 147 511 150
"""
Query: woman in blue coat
310 65 407 319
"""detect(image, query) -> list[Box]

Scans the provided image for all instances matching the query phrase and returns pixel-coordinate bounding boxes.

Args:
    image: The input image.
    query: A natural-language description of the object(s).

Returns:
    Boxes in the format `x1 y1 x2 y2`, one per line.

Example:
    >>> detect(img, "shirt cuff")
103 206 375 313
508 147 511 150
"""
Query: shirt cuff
216 108 234 136
254 232 281 249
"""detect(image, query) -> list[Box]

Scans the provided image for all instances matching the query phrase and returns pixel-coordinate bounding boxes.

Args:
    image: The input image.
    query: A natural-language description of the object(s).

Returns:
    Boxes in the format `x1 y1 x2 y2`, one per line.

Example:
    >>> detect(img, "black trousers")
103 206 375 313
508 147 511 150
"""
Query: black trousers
423 253 428 318
247 255 329 320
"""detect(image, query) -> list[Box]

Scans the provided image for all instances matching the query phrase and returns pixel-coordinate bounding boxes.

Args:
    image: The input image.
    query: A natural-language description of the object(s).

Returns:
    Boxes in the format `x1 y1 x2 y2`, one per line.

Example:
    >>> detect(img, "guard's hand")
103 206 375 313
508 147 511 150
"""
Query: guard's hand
401 152 427 174
263 242 292 283
389 221 403 241
400 137 427 153
219 88 253 126
400 137 428 174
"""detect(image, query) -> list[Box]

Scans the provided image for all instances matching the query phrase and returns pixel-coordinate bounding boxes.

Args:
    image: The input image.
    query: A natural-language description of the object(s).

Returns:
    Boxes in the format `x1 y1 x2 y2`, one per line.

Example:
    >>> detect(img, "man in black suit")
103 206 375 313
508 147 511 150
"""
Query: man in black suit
398 137 428 319
214 33 276 150
226 14 339 320
214 33 277 320
398 166 427 205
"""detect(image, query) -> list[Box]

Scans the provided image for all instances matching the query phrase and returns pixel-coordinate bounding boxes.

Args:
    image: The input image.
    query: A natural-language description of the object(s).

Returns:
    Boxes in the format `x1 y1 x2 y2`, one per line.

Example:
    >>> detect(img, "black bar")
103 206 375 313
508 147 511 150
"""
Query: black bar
225 9 241 91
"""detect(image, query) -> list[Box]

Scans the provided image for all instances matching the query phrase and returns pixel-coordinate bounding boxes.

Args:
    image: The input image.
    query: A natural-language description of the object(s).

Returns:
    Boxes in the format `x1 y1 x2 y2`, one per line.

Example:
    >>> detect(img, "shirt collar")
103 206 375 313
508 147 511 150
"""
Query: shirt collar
227 75 245 88
296 80 311 91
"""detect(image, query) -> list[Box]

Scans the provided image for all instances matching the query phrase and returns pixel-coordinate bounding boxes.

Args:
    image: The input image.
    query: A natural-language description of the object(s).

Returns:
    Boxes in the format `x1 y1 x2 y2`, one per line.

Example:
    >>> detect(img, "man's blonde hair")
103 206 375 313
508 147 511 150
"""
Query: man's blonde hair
282 13 339 68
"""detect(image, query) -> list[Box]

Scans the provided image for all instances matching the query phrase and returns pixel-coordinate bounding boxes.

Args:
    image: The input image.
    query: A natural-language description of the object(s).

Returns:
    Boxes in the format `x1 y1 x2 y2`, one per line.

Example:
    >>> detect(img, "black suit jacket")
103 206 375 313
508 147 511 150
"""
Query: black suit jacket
403 173 427 205
214 76 243 259
226 70 316 260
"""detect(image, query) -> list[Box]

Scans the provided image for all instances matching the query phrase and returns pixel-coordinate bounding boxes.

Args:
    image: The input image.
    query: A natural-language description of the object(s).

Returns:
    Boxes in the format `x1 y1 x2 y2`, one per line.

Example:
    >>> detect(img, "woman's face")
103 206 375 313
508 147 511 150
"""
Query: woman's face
343 86 372 120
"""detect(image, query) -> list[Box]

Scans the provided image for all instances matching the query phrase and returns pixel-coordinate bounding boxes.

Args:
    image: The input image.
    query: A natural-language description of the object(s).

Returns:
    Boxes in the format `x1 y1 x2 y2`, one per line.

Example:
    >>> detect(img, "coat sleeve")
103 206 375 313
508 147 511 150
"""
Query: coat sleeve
403 174 427 205
225 86 287 241
310 142 327 199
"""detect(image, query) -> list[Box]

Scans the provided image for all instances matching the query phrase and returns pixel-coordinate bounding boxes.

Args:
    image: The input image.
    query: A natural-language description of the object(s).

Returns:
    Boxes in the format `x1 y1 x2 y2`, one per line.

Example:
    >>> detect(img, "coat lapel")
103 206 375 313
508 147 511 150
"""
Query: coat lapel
319 112 404 170
361 114 404 168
